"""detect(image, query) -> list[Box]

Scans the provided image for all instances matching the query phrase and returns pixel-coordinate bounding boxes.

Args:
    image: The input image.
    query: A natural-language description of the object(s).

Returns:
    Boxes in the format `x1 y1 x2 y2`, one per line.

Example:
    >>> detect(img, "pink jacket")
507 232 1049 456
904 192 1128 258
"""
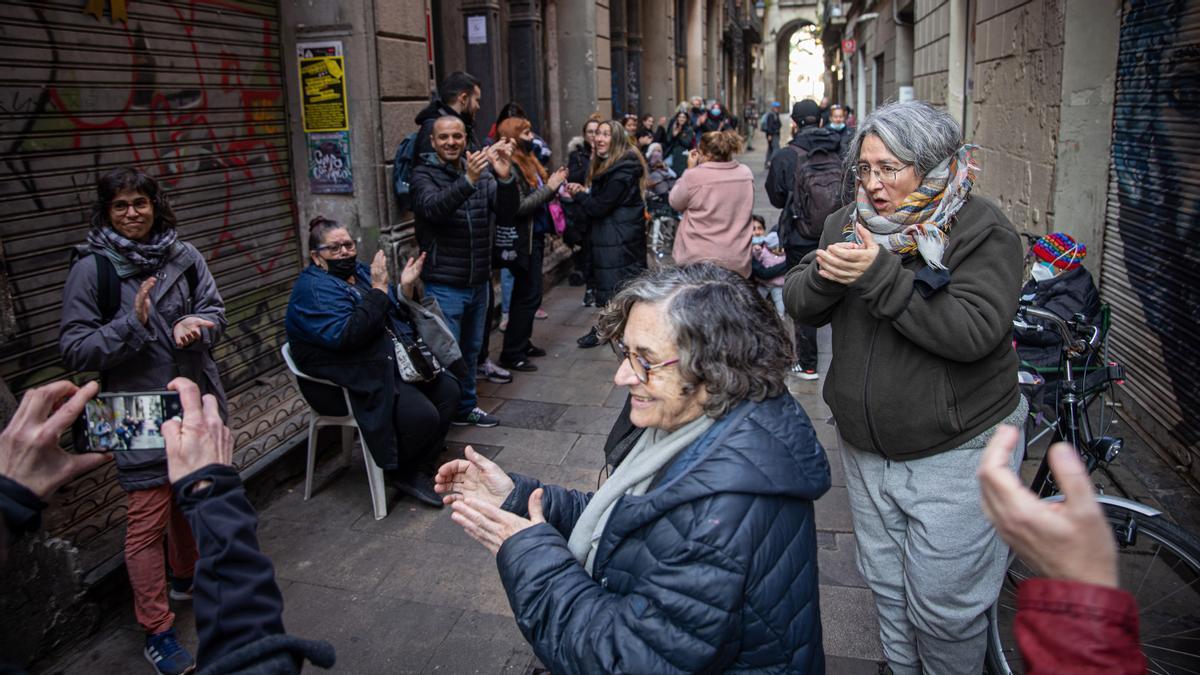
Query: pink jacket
753 244 787 286
668 160 755 278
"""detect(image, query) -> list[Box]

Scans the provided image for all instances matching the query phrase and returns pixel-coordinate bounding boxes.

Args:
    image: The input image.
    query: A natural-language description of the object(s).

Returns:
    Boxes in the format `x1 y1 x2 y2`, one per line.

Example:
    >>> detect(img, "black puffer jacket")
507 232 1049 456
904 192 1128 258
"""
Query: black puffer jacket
496 394 831 673
1015 266 1102 368
576 152 647 305
410 152 519 287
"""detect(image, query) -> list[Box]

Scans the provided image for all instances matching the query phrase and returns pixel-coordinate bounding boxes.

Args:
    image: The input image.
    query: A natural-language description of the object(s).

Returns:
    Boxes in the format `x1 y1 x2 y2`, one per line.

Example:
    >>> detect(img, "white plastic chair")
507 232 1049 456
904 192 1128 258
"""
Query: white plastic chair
281 343 388 520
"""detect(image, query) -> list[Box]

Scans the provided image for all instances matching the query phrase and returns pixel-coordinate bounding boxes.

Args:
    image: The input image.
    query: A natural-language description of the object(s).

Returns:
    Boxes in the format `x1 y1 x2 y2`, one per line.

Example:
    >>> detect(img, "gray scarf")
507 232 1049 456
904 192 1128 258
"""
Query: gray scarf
567 414 715 575
87 225 180 278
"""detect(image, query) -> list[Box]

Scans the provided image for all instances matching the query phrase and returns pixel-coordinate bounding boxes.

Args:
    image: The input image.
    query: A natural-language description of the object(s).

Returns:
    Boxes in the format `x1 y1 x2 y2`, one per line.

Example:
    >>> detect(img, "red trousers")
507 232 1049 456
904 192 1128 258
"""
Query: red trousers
124 484 198 635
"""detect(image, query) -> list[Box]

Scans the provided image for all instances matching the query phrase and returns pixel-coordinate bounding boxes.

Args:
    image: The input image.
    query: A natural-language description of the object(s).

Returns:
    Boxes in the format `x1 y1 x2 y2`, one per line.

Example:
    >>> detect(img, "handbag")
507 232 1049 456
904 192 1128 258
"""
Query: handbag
387 326 441 383
548 199 567 235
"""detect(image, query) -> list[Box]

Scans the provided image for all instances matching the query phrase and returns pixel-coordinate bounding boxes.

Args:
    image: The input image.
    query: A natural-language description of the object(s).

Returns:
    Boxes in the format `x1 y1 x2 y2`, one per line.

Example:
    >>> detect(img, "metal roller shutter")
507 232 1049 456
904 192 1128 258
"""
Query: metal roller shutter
1102 0 1200 480
0 0 308 571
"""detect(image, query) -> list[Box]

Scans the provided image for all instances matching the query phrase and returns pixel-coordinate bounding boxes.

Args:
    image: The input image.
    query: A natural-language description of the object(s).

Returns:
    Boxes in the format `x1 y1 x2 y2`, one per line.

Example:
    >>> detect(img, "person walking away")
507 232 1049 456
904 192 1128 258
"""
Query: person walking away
763 101 783 168
60 168 227 675
784 100 1027 674
413 71 482 156
669 131 755 278
750 215 788 317
494 117 569 373
563 120 649 348
410 116 519 427
766 99 845 380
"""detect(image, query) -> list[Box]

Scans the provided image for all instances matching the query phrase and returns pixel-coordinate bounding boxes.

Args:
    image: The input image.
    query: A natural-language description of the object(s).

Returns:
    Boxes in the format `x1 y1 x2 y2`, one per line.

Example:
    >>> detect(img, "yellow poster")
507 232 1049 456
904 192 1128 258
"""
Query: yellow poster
299 56 349 132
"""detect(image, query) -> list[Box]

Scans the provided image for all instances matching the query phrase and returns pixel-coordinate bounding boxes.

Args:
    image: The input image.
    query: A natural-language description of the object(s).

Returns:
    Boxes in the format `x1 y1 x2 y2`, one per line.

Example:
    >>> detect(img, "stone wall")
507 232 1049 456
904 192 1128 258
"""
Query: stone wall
913 0 951 105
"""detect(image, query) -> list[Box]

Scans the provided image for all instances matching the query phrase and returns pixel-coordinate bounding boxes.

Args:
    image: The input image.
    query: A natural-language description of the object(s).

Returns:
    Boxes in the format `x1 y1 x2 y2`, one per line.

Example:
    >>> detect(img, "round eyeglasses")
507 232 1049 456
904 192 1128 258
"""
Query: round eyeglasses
855 163 912 185
611 338 680 384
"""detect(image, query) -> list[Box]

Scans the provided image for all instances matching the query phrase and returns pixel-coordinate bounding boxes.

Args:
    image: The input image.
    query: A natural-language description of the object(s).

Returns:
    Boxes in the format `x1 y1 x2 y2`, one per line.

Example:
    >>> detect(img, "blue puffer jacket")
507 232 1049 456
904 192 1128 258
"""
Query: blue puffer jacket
496 394 831 673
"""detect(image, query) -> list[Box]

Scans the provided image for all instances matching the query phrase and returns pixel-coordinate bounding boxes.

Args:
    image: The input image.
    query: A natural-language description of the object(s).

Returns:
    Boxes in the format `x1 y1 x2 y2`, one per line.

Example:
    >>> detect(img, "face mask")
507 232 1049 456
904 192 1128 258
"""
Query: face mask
828 123 846 131
710 107 721 116
1030 262 1056 282
752 235 767 245
692 106 703 115
519 139 535 153
325 256 358 279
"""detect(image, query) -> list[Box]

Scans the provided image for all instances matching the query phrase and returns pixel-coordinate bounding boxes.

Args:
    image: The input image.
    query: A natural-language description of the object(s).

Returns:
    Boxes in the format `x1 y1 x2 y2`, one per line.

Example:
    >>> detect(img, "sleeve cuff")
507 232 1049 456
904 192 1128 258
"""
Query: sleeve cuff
0 474 48 536
174 464 242 509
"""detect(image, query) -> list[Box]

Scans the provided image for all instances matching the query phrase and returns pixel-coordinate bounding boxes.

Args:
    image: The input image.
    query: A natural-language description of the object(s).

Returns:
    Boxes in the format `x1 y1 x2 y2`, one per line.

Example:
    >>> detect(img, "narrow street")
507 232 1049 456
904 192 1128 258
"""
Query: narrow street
45 143 885 674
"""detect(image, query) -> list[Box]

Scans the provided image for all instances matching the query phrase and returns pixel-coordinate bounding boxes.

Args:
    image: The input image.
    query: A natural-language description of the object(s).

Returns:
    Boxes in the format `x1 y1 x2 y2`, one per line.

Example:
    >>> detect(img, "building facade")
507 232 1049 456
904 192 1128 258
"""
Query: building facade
822 0 1200 484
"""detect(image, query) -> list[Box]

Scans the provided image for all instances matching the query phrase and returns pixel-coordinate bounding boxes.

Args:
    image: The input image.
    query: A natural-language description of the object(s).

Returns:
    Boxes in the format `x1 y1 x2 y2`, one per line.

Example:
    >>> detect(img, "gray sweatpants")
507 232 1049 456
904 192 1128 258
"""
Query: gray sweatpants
839 398 1027 675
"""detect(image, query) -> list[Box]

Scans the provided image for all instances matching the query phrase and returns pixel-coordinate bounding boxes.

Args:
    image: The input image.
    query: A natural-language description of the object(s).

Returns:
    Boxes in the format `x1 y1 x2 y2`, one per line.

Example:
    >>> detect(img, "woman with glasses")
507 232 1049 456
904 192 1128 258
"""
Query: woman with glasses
436 263 831 673
285 217 462 509
59 167 227 675
784 100 1026 674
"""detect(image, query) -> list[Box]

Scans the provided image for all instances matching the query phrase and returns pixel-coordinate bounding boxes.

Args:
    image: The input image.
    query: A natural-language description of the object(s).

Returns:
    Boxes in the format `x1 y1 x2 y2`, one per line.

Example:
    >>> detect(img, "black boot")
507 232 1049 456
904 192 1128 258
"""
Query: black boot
392 469 443 508
577 326 602 349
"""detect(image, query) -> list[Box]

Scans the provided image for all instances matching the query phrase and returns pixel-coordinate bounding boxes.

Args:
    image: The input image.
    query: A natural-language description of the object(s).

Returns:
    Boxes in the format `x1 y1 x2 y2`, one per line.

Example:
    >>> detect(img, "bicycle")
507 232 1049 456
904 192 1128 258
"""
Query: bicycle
985 304 1200 674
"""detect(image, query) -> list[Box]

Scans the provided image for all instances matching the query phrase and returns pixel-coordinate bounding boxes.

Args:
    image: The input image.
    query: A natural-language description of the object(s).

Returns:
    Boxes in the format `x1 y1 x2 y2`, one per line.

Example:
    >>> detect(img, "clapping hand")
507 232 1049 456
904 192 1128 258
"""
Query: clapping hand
450 488 545 555
135 277 157 325
465 150 489 184
978 425 1118 588
548 167 569 191
370 250 389 291
687 149 701 169
434 446 514 508
564 182 587 197
399 251 426 299
173 316 216 349
488 140 514 180
816 223 880 285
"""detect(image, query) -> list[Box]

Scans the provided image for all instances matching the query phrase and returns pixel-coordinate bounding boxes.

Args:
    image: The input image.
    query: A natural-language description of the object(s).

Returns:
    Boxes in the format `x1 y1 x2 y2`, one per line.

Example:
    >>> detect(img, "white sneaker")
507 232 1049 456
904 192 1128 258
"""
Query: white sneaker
790 364 819 380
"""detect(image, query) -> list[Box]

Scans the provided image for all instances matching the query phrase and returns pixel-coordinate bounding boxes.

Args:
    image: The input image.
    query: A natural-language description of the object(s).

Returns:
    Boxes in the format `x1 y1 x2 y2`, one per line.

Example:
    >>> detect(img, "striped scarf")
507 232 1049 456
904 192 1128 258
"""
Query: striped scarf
844 144 979 269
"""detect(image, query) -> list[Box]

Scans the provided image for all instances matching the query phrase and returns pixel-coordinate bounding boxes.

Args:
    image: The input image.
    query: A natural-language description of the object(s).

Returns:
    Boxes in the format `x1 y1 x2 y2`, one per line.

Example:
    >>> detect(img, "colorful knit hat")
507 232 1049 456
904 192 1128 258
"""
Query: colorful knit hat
1032 232 1086 270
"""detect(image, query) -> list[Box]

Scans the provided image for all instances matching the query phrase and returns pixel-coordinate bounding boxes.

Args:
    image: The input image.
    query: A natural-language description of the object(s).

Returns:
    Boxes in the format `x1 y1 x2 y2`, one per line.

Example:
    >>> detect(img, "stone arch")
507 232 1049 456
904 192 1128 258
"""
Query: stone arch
773 18 818 105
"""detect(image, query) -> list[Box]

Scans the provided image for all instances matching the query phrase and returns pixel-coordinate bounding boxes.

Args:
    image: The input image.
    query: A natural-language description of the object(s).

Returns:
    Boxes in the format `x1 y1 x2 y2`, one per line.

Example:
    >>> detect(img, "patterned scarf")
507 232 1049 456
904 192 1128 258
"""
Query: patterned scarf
87 225 179 278
844 144 979 269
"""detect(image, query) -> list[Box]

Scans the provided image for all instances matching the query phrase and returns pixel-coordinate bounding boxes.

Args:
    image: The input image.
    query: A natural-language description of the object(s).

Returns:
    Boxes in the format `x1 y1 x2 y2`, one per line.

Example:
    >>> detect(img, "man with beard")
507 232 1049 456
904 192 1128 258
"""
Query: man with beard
413 71 483 156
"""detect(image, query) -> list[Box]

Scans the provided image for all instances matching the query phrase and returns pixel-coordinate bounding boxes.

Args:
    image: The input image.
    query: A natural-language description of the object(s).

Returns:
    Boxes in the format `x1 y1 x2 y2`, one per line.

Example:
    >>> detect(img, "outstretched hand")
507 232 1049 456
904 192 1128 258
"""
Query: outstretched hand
434 445 514 508
978 425 1118 588
0 381 109 500
450 488 545 555
173 316 216 349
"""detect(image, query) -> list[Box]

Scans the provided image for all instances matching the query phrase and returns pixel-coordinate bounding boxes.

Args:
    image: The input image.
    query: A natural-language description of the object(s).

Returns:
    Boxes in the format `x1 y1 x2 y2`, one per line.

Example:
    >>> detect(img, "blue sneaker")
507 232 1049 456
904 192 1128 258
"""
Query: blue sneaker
144 628 195 675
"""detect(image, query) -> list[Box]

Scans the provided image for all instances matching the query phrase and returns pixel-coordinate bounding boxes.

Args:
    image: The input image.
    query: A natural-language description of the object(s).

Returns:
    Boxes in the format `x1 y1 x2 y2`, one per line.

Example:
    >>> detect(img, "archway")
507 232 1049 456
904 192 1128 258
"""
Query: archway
772 19 823 107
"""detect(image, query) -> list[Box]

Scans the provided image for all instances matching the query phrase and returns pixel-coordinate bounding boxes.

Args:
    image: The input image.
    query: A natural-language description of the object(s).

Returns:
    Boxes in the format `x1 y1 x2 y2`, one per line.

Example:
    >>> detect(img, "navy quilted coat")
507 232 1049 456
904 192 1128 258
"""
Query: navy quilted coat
496 394 831 673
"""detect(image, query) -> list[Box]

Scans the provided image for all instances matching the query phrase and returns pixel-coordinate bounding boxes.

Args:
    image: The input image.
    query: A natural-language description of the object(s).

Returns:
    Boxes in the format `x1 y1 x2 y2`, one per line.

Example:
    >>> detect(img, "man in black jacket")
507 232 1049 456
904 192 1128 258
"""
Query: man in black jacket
413 71 482 156
762 101 783 167
0 378 334 674
411 117 519 427
765 100 845 380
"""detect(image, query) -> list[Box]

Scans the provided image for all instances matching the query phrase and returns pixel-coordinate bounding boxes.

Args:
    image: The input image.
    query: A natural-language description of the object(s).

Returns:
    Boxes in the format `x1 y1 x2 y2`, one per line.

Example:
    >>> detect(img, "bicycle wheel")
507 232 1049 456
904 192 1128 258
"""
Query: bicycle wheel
986 503 1200 674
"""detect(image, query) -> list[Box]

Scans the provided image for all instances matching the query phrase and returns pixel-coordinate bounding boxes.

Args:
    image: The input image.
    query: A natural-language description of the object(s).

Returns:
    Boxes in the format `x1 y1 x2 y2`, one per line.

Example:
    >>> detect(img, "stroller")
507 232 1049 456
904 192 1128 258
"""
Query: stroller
645 192 678 262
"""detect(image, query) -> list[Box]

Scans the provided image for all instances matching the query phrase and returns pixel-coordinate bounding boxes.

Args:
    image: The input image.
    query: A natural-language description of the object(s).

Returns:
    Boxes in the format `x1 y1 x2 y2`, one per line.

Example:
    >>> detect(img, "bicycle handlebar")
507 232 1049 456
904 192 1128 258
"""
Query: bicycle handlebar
1015 304 1101 355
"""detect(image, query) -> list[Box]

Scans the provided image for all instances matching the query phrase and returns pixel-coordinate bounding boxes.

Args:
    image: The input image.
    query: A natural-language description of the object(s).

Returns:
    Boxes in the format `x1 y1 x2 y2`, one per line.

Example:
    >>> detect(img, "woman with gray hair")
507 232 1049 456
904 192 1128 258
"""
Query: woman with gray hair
436 262 831 673
784 100 1026 673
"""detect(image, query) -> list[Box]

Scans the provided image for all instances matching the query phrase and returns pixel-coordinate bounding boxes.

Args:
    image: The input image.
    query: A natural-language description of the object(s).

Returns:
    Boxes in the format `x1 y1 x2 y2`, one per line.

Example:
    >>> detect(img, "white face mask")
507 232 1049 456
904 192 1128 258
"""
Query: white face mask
1030 262 1056 282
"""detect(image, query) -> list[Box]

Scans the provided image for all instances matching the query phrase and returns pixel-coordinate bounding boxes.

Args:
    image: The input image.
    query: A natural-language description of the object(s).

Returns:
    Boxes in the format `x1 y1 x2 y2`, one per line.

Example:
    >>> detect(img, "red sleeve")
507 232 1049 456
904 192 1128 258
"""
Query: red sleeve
1015 578 1145 675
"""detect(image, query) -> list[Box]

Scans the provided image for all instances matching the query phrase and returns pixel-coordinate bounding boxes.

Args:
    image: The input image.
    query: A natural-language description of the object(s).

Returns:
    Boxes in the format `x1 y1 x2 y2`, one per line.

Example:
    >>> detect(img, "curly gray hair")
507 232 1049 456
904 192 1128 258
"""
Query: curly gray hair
844 100 963 179
596 263 793 418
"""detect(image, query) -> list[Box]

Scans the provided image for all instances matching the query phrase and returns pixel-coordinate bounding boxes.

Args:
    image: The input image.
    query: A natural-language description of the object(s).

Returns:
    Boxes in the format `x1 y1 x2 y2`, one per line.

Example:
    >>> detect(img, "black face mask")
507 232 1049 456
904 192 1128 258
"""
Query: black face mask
691 106 703 115
325 256 358 279
519 139 535 153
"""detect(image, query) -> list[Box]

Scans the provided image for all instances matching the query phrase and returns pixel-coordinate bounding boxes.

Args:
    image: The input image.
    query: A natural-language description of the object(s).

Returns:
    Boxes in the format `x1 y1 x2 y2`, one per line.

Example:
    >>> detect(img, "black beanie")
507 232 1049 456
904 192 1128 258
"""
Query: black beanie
791 100 821 127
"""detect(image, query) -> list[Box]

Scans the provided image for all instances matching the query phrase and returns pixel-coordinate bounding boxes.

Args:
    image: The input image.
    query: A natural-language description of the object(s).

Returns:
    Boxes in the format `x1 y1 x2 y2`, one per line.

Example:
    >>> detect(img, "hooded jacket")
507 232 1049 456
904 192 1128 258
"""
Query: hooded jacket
575 152 647 305
60 240 228 491
784 195 1024 460
765 127 846 250
410 152 519 287
1014 266 1102 368
495 394 831 673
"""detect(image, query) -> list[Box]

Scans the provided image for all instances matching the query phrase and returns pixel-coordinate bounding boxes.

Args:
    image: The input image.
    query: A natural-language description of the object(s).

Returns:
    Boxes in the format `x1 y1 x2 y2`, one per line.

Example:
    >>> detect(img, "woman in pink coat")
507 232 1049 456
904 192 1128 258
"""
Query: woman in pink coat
668 131 756 277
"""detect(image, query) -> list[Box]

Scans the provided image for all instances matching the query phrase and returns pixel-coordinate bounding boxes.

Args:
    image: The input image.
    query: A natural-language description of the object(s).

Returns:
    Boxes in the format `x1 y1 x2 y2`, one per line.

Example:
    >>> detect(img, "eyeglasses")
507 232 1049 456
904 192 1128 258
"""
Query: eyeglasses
110 197 152 214
855 164 912 185
611 338 680 384
317 241 356 254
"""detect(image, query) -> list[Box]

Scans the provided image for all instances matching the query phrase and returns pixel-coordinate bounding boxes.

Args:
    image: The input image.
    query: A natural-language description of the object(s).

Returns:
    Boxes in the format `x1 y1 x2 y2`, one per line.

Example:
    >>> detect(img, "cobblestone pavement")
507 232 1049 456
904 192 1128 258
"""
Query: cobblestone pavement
44 143 886 674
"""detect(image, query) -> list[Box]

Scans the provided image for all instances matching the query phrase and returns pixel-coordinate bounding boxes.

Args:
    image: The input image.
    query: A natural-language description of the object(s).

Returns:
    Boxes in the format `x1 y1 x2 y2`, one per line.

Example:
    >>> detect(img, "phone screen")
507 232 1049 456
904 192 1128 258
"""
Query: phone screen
73 392 182 453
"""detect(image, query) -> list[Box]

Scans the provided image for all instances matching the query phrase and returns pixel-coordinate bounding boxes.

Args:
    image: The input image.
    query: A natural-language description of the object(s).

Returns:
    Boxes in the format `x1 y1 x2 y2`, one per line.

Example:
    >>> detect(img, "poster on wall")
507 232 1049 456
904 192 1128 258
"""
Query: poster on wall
467 16 486 44
307 131 354 194
297 41 349 132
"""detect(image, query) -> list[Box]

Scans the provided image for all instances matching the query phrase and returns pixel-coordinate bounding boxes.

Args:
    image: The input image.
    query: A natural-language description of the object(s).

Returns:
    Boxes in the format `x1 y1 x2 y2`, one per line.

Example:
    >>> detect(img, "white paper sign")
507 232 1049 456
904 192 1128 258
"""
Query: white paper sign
467 16 486 44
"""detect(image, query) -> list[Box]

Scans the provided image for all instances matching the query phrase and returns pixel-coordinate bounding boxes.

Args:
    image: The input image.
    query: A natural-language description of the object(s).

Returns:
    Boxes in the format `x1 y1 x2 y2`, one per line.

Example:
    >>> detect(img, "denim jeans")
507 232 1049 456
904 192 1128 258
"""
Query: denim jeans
424 282 488 416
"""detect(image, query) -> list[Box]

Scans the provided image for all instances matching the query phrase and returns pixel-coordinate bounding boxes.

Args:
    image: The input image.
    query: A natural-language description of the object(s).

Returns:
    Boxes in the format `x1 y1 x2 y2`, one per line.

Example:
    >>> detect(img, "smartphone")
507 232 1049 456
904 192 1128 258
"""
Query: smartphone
72 391 182 453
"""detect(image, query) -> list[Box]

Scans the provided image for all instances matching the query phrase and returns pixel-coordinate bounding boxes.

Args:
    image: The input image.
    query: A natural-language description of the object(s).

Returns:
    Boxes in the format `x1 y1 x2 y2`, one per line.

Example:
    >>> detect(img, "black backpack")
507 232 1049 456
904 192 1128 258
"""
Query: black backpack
784 145 844 243
392 131 419 210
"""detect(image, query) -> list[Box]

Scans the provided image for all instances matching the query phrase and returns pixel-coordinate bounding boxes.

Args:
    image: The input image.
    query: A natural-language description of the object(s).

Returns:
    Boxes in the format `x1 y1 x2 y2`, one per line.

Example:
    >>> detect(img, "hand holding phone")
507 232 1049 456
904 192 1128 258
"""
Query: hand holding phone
74 391 181 453
161 377 233 485
0 381 109 500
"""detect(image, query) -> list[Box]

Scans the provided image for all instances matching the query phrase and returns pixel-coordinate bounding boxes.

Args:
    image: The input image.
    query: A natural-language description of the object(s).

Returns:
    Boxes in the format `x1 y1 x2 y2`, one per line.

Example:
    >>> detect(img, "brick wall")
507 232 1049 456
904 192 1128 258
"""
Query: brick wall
913 0 950 105
970 0 1065 232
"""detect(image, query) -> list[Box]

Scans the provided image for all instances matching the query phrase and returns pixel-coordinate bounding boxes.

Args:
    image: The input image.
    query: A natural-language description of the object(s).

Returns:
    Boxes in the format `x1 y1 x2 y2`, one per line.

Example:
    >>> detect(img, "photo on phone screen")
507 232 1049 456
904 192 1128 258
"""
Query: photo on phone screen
74 392 181 453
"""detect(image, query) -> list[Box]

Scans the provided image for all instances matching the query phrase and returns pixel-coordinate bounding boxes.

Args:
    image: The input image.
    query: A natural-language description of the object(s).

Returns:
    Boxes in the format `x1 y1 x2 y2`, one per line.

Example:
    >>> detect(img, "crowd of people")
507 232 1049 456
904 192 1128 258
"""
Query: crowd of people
0 65 1143 675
